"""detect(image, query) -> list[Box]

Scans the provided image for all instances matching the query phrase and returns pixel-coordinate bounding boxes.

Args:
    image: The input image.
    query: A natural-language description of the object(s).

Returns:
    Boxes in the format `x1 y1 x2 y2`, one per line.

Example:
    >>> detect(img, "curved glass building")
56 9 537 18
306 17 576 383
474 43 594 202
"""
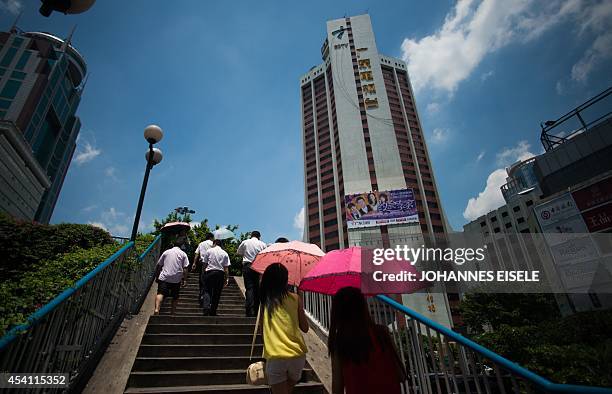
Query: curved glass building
0 28 87 222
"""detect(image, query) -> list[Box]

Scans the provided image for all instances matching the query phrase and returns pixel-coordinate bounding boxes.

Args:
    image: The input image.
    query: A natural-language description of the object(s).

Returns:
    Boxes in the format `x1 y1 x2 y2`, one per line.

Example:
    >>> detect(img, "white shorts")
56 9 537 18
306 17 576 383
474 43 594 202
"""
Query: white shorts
265 355 306 385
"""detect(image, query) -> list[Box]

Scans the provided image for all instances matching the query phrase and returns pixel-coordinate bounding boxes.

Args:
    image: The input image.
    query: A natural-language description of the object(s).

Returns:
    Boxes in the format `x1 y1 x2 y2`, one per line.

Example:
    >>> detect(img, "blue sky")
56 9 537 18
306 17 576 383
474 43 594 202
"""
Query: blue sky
2 0 611 242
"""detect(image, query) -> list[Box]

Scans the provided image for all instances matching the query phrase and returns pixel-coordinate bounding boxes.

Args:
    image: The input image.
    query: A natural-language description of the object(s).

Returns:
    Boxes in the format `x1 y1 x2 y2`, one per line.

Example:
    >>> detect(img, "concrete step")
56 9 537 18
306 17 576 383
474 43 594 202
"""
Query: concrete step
142 334 262 345
149 316 255 325
180 290 242 294
137 344 263 358
159 307 244 314
132 356 264 372
170 294 244 306
161 303 244 310
146 324 256 334
127 369 319 388
124 382 325 393
156 312 245 317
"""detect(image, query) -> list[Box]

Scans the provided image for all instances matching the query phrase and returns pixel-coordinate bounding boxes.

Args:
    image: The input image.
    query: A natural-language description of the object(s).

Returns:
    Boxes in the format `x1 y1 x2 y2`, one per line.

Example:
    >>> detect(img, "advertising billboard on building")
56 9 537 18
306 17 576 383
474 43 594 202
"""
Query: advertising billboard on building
344 188 418 229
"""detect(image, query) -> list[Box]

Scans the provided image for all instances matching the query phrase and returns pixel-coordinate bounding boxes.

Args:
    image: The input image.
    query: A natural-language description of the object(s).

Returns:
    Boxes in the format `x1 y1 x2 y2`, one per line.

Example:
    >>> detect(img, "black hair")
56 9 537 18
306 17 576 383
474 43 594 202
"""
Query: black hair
328 287 375 364
251 230 261 239
368 193 377 204
275 237 289 243
259 263 289 317
379 193 388 202
348 203 356 209
213 238 224 247
205 233 214 240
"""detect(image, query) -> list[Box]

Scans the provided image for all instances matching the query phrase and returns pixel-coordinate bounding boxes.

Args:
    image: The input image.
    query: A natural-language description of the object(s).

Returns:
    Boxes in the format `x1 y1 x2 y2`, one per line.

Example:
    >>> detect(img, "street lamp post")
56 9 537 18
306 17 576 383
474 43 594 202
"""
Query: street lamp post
130 125 164 241
175 206 195 221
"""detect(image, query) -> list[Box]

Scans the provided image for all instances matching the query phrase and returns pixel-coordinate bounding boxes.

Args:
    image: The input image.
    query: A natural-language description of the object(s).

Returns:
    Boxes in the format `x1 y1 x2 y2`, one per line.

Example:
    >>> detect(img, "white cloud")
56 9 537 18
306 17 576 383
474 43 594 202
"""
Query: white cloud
495 140 534 166
431 128 450 144
81 204 98 213
0 0 22 15
571 1 612 82
476 151 486 162
480 70 494 81
426 102 441 114
464 140 536 220
463 169 508 220
556 80 564 95
293 207 305 237
105 166 116 177
74 142 101 165
101 207 121 222
88 207 151 238
88 221 107 231
104 166 119 181
400 0 587 94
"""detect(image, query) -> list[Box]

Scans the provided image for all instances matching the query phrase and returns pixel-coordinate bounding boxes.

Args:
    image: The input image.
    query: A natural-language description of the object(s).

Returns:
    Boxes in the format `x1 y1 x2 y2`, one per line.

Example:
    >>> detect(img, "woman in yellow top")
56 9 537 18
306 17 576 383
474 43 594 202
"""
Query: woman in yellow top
260 263 309 394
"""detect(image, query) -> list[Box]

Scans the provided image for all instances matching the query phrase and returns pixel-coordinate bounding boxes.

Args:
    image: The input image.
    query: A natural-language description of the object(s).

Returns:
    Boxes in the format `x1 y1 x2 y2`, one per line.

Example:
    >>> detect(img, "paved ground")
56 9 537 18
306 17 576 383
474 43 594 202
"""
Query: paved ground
84 275 332 393
84 282 158 394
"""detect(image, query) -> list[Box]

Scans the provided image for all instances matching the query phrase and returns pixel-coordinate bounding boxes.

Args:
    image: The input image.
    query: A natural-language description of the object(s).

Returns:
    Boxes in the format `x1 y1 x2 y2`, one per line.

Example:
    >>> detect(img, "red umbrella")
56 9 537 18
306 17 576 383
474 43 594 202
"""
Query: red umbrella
250 241 325 286
299 246 430 295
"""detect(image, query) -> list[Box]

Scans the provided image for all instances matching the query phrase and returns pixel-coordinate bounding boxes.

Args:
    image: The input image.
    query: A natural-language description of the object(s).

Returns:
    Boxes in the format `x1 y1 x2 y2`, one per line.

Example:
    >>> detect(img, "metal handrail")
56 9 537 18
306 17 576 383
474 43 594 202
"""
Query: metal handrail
0 242 134 350
376 294 612 394
301 289 612 393
0 235 162 392
540 86 612 151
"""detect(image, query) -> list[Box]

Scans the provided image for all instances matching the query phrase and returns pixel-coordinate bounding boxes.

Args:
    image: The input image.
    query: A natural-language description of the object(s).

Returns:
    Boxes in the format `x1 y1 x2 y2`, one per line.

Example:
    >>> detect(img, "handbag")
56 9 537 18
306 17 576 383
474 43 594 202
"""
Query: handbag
246 306 267 385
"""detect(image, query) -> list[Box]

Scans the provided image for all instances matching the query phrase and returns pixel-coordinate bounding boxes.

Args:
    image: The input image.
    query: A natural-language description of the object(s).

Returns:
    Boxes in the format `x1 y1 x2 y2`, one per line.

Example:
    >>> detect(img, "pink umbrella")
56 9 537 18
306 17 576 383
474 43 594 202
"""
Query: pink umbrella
299 246 430 295
251 241 325 286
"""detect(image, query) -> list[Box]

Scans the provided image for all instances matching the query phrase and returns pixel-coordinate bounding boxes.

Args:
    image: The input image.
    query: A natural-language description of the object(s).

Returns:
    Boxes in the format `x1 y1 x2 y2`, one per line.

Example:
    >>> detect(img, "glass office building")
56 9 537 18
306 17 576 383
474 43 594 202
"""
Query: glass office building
0 28 87 222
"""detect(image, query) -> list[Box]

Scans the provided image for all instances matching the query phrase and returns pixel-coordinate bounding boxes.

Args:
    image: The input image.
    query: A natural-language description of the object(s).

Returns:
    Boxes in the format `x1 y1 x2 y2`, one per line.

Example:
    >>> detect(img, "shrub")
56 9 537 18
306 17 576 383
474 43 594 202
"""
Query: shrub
0 213 113 280
0 243 120 335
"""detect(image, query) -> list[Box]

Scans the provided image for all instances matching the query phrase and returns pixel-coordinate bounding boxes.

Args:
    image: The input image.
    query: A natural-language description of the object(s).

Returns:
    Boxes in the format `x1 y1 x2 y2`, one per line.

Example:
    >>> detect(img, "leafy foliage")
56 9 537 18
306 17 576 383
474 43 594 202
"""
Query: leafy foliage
460 293 612 386
0 243 120 335
0 213 113 280
152 210 249 276
459 293 560 334
0 213 160 336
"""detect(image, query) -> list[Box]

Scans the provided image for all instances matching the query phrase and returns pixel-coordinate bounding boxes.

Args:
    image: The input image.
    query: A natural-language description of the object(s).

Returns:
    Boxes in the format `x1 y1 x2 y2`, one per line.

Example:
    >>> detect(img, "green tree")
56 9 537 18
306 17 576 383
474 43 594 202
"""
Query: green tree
459 292 612 386
151 211 248 276
459 292 560 334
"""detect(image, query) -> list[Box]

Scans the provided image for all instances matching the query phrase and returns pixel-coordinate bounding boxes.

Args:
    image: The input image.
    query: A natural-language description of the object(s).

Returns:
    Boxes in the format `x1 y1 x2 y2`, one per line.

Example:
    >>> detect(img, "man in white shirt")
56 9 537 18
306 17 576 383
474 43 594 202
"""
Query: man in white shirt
154 244 190 315
237 230 267 316
193 233 214 307
201 238 231 316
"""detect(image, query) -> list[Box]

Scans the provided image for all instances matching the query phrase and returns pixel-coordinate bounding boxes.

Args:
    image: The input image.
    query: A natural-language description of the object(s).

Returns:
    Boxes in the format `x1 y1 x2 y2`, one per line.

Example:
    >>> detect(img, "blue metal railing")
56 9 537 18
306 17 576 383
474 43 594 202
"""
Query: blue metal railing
375 294 612 394
0 235 161 393
302 290 612 393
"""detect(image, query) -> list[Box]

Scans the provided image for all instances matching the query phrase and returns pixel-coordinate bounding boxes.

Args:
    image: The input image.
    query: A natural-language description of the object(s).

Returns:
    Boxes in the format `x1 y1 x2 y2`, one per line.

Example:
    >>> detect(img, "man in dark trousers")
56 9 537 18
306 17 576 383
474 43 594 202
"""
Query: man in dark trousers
237 230 267 317
193 233 214 307
200 238 230 316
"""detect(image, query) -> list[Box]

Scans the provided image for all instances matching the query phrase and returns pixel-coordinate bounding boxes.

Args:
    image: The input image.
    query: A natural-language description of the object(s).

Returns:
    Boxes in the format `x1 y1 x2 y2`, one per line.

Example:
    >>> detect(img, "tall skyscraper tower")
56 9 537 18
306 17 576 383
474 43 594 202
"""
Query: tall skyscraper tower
300 15 448 249
0 27 87 222
300 15 454 326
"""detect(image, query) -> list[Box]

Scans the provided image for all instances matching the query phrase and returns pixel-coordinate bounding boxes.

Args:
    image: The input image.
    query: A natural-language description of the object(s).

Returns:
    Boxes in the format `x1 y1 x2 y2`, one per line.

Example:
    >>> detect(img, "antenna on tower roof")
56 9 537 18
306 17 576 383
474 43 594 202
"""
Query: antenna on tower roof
60 25 77 54
9 12 22 33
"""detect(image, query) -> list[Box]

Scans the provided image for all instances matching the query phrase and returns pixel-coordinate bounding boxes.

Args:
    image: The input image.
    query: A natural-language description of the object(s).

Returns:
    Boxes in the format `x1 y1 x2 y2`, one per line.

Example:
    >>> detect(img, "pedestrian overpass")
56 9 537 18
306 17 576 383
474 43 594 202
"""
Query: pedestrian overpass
1 236 611 393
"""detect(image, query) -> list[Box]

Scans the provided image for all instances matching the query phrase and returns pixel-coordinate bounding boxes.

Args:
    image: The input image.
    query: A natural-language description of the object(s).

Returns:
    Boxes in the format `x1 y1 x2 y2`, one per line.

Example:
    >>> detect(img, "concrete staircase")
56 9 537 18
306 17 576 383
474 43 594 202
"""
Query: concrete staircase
124 275 326 393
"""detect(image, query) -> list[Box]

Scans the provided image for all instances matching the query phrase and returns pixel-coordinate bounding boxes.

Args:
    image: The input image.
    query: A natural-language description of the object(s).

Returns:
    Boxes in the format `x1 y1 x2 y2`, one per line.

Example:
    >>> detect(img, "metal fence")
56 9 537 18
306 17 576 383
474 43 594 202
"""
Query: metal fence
302 290 612 394
540 86 612 151
0 235 161 393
